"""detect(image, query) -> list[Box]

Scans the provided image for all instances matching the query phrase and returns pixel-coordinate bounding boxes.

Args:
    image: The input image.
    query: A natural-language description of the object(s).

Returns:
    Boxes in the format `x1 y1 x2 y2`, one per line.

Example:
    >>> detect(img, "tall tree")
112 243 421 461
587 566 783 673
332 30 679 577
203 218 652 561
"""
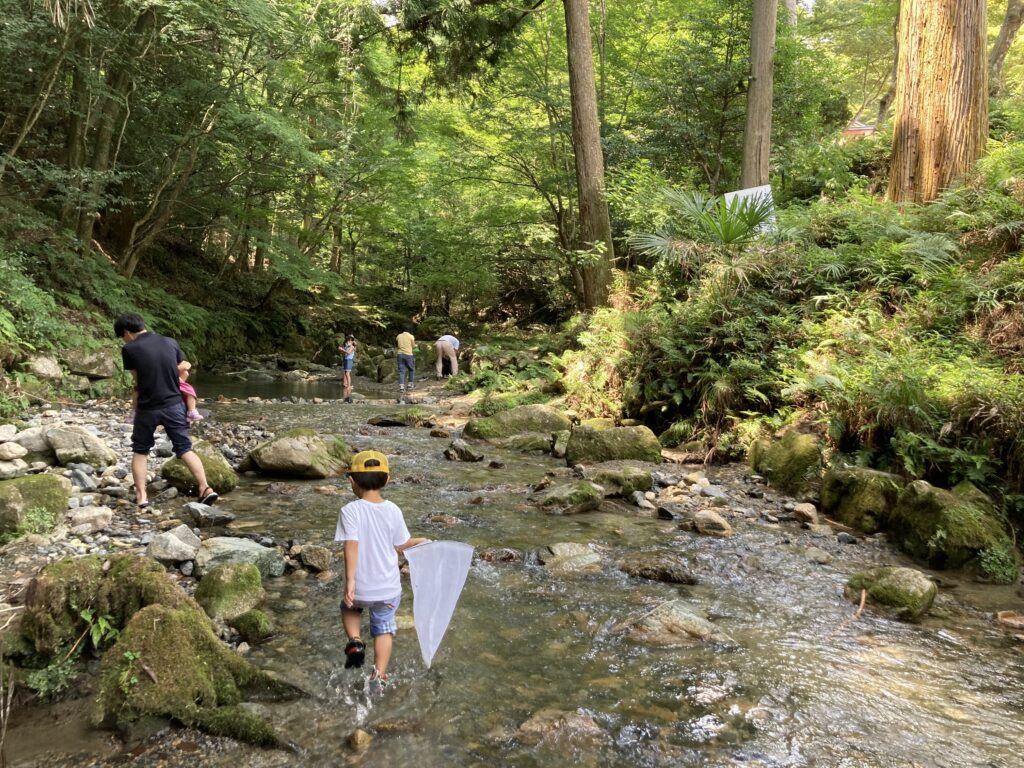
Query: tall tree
740 0 777 188
888 0 987 203
563 0 614 307
990 0 1024 96
783 0 798 26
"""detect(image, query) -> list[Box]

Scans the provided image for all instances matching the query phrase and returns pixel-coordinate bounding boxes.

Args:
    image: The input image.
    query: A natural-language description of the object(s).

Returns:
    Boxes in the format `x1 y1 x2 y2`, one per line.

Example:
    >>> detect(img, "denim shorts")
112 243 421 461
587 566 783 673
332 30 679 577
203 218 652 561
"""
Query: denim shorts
341 594 401 637
343 357 354 372
132 402 192 457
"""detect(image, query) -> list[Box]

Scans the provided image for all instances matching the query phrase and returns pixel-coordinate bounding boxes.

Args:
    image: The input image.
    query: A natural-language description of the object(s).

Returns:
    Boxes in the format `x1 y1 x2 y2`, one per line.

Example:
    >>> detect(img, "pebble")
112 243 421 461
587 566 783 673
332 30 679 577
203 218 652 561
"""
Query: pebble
179 561 194 576
837 532 858 545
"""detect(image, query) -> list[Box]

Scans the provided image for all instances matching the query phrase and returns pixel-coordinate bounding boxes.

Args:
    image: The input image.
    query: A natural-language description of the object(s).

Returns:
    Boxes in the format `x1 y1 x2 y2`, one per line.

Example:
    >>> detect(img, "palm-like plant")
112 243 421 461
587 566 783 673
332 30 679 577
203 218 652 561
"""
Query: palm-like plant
629 189 776 296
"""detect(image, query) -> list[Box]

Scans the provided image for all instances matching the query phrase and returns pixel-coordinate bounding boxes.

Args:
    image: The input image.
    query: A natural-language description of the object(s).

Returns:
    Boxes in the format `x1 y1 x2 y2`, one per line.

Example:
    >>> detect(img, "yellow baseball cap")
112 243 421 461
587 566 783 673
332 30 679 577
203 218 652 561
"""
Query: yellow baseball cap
348 450 390 475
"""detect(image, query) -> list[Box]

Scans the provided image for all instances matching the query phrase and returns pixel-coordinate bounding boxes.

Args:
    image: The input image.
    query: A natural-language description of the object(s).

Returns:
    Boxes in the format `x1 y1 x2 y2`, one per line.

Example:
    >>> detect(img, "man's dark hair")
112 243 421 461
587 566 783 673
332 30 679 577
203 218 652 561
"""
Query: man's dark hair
402 324 415 334
114 313 146 338
348 457 388 491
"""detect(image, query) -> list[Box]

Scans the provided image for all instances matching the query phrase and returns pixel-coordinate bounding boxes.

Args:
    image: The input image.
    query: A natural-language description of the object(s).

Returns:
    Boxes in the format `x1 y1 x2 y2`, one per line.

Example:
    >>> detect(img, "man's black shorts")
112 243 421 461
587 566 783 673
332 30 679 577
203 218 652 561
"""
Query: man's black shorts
132 401 192 457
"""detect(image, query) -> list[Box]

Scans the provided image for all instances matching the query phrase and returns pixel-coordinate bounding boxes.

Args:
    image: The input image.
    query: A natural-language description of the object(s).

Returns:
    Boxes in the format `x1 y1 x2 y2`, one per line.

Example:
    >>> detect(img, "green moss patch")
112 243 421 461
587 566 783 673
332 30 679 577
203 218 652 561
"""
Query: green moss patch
161 439 238 494
195 564 265 622
846 567 937 621
464 405 571 441
820 466 905 533
748 430 822 497
564 425 662 465
0 474 71 539
229 610 275 644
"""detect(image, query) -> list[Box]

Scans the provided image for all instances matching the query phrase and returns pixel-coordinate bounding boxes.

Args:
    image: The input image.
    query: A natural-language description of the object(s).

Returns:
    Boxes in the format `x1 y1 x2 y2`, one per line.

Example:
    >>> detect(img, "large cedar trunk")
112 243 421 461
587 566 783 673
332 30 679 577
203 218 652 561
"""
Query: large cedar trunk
990 0 1024 96
563 0 614 310
740 0 778 189
888 0 988 203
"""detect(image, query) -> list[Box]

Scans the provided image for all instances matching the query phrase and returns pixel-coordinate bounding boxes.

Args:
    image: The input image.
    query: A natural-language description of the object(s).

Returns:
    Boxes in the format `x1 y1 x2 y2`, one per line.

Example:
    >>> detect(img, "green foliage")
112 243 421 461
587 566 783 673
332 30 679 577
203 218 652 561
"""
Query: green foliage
24 656 77 701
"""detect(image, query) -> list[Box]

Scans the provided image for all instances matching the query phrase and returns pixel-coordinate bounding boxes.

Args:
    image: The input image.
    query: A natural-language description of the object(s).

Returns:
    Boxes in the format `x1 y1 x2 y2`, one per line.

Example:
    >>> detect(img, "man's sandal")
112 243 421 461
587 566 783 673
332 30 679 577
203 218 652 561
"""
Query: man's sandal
344 639 366 669
198 487 219 505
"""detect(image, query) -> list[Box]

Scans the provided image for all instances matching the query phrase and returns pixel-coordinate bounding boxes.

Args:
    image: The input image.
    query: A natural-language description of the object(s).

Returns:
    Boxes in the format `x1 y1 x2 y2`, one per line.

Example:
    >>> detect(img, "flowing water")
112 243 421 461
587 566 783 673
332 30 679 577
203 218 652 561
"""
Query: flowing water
11 384 1024 767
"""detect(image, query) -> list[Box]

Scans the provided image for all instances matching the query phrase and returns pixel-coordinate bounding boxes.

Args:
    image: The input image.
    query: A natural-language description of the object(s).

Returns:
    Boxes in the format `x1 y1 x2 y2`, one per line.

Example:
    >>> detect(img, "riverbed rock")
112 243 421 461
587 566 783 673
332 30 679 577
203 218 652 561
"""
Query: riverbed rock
792 502 819 525
845 567 937 621
537 481 603 514
195 537 285 578
67 505 113 535
195 564 266 621
0 473 71 538
580 461 654 497
368 408 431 428
45 425 118 467
0 459 29 480
245 429 349 479
618 551 697 584
579 418 615 431
624 600 731 645
552 430 570 459
162 440 239 494
0 424 16 442
888 480 1016 583
184 501 235 528
820 466 905 533
517 708 604 744
463 405 571 441
229 609 275 643
564 425 662 466
748 429 822 497
540 542 602 575
493 432 553 453
692 509 733 537
0 442 27 461
444 439 484 462
300 545 332 572
147 524 201 563
11 426 56 462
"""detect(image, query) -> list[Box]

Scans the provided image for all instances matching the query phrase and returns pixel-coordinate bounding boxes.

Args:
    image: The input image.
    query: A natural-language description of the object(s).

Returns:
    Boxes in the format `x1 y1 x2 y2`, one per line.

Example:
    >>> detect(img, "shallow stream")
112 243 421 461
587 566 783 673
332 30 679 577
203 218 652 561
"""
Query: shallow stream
11 385 1024 767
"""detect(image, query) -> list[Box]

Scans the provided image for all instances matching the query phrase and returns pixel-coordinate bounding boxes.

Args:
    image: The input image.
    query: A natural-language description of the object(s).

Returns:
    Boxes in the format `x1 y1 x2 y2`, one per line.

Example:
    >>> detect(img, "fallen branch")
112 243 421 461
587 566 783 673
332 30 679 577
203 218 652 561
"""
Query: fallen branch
828 589 867 639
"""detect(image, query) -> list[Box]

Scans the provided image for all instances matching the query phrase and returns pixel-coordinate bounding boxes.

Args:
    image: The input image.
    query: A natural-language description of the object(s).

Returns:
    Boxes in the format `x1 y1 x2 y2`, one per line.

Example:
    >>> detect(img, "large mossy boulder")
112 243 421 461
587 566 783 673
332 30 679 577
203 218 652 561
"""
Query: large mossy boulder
0 474 71 539
845 567 937 621
245 429 348 479
229 609 275 644
564 426 662 466
493 432 553 453
93 603 297 746
887 480 1017 583
580 461 653 497
537 481 603 513
21 555 188 657
821 466 905 533
464 405 571 441
61 348 117 380
195 564 266 621
44 425 118 467
748 429 822 497
161 440 239 494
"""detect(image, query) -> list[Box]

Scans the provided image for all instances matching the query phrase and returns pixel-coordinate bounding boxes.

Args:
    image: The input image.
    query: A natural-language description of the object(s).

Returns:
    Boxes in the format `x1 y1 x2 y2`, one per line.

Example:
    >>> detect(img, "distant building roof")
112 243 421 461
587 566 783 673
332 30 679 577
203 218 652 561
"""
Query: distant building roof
843 120 876 135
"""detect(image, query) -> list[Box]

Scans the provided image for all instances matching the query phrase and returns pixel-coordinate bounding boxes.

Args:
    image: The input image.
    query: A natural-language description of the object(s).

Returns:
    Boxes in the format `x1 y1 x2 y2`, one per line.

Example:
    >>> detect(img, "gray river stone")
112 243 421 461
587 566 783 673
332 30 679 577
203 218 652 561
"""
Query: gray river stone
67 505 113 535
147 524 201 563
445 439 484 462
0 442 27 461
0 425 17 442
618 551 697 584
45 426 117 467
184 501 236 527
195 536 285 578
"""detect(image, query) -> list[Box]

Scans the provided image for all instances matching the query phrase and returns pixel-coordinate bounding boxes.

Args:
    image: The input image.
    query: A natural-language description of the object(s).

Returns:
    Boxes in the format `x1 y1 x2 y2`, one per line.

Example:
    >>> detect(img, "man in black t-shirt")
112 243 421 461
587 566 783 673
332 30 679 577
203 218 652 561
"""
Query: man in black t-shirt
115 313 219 507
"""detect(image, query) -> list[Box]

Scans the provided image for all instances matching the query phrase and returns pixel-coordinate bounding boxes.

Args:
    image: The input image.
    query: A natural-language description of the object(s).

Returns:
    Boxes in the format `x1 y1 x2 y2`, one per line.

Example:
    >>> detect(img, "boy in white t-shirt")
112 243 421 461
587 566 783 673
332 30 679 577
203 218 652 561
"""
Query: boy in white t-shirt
336 450 426 692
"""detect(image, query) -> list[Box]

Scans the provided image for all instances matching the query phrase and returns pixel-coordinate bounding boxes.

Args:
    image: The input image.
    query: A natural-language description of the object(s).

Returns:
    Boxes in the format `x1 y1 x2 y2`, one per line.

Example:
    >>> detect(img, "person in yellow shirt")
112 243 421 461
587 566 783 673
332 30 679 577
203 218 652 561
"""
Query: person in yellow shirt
396 325 417 392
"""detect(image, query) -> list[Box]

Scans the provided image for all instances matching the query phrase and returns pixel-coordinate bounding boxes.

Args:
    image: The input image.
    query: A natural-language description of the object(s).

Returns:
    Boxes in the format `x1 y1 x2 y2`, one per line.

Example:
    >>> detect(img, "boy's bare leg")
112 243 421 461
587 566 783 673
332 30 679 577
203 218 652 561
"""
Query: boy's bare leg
342 609 362 641
373 633 394 676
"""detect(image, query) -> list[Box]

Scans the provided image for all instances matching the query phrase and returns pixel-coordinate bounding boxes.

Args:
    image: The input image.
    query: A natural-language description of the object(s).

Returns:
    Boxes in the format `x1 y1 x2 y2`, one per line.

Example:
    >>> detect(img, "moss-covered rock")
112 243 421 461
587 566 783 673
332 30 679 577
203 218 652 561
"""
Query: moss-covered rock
845 567 937 621
617 551 697 584
229 609 275 644
564 426 662 466
887 480 1016 582
748 430 822 497
93 603 298 746
579 418 615 431
21 555 185 657
820 466 905 533
464 405 571 441
0 473 71 538
536 481 604 512
493 433 553 453
161 440 238 494
195 564 265 622
367 409 431 428
44 425 117 467
580 461 653 497
245 429 346 479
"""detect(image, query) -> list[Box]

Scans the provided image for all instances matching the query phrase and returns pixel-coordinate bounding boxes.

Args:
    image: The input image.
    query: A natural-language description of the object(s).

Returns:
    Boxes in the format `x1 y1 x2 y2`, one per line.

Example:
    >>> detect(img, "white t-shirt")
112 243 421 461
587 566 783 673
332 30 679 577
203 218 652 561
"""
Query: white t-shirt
335 498 411 602
437 335 460 350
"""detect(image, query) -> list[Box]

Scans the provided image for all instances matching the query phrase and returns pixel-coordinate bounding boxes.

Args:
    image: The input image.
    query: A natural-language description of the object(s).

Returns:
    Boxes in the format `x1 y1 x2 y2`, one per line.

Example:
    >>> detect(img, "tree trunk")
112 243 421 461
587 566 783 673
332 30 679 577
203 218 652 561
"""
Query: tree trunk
877 3 900 126
562 0 614 310
783 0 798 26
740 0 778 189
990 0 1024 96
888 0 988 203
